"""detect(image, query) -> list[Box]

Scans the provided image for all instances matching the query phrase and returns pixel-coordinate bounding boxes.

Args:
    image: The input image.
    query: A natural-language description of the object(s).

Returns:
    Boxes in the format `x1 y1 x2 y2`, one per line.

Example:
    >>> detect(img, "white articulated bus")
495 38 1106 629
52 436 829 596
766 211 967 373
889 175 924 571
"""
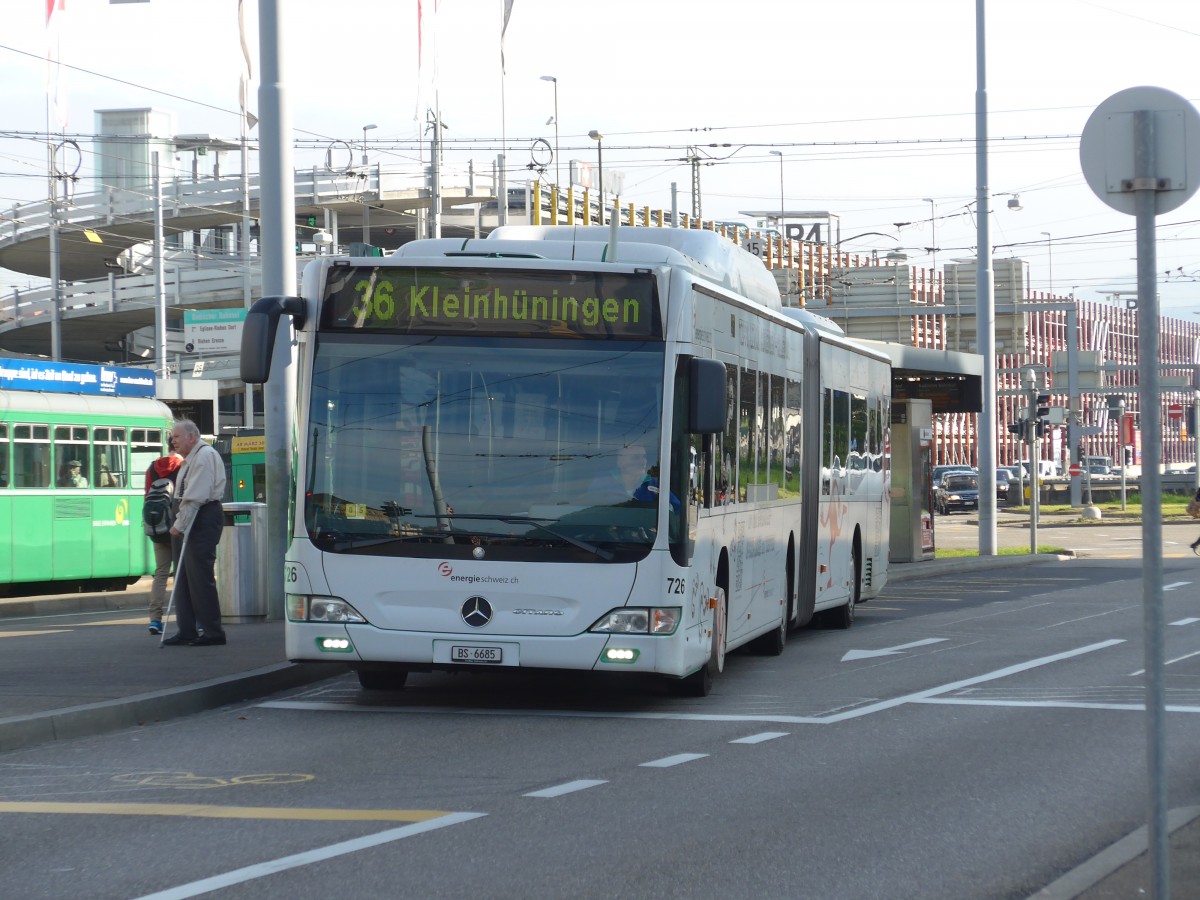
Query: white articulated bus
242 225 891 696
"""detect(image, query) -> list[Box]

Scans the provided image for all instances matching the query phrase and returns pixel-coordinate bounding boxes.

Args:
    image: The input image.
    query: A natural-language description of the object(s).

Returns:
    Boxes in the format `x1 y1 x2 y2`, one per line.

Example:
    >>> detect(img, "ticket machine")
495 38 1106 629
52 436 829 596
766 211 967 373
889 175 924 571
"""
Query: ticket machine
889 399 935 562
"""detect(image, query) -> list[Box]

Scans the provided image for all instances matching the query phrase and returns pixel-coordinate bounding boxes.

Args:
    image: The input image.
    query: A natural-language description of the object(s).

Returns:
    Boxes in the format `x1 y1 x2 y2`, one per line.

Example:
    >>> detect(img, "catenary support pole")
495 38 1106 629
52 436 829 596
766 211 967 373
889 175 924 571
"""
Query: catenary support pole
974 0 997 555
257 0 297 621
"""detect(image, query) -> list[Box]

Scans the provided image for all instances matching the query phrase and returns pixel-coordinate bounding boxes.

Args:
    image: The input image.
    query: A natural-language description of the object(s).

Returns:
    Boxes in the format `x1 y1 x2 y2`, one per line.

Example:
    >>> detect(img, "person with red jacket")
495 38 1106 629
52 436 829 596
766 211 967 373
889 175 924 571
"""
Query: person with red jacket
145 437 183 635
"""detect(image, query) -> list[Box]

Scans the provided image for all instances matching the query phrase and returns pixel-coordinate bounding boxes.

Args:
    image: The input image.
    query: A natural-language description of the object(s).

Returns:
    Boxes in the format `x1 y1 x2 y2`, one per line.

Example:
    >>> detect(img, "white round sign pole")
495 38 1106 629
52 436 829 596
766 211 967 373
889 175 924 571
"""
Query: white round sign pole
1082 85 1200 900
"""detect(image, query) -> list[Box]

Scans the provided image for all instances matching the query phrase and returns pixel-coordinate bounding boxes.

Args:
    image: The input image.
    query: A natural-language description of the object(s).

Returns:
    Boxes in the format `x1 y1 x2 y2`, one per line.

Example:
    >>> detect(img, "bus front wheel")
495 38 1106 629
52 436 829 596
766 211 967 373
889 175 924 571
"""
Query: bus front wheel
670 587 726 697
356 668 409 691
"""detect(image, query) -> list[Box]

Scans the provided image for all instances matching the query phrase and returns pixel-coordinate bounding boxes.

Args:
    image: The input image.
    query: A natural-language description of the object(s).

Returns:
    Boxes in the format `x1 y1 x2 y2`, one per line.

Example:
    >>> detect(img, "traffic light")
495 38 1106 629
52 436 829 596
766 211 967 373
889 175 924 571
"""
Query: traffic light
1036 392 1051 420
1106 394 1125 417
1007 420 1024 436
1035 420 1047 438
306 215 318 228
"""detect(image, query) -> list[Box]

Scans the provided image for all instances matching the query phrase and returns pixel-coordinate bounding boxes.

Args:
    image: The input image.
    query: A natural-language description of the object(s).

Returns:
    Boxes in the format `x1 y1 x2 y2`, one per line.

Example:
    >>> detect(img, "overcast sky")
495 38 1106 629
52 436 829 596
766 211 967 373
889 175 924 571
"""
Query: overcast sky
2 0 1199 315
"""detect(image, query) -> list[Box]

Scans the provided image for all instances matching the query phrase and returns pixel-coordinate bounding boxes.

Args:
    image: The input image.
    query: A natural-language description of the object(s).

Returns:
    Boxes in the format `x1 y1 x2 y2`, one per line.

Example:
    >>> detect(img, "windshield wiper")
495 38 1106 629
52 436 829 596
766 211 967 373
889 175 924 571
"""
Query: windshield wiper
421 513 614 561
326 534 441 551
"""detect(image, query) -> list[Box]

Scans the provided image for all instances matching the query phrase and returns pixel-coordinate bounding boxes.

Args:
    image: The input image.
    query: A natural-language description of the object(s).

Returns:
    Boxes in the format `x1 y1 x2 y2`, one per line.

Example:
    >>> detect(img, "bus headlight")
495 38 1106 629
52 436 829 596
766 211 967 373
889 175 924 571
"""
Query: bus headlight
286 594 368 624
589 607 680 635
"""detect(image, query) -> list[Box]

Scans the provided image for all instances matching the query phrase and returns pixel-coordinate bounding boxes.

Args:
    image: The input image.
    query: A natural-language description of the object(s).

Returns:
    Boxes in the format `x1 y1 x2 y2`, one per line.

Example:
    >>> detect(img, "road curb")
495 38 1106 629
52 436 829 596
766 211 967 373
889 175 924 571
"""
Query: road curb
1028 806 1200 899
0 661 349 753
886 553 1072 583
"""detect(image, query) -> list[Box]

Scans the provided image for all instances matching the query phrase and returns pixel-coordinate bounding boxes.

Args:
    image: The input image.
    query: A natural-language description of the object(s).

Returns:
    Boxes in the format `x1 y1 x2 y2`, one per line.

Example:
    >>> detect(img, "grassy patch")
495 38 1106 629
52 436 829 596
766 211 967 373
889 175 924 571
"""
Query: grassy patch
936 545 1068 559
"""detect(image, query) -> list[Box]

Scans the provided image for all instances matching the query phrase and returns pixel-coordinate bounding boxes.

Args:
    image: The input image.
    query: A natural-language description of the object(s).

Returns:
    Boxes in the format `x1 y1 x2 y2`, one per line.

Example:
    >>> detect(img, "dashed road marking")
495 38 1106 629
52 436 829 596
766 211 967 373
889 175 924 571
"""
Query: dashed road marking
639 753 708 768
523 779 607 798
729 732 789 744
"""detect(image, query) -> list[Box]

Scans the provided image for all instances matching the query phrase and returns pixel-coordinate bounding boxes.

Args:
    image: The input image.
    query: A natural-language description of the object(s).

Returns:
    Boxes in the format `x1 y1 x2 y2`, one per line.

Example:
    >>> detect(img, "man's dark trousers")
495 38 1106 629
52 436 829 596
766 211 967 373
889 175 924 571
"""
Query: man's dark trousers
174 501 225 640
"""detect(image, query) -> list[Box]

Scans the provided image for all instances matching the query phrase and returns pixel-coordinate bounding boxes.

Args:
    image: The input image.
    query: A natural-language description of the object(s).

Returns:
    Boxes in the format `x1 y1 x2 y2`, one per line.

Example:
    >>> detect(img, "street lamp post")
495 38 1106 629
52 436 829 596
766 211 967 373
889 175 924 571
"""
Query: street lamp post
1041 231 1053 296
361 123 377 244
769 150 785 237
539 75 559 187
588 129 604 225
922 197 937 274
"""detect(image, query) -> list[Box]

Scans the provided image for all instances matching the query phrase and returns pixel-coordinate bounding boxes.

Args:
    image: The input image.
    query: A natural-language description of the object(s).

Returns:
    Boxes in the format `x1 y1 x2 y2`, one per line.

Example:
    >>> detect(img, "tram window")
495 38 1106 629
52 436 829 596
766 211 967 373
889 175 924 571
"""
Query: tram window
131 428 165 486
54 425 91 489
0 423 8 488
93 426 127 488
13 424 50 488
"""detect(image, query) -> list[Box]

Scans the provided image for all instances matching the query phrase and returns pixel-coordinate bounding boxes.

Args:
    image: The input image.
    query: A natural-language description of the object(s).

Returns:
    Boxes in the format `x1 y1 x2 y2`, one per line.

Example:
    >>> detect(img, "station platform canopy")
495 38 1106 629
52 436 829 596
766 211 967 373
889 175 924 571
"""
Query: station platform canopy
853 340 983 414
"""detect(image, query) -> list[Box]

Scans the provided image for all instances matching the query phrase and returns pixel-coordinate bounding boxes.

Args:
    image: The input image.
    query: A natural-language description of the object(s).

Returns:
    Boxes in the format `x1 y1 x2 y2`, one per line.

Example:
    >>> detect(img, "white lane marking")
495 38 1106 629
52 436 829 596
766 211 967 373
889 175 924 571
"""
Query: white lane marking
730 732 789 744
1172 618 1200 626
1164 582 1191 592
523 780 607 798
819 640 1126 724
1130 648 1200 676
917 697 1200 714
640 753 708 768
132 811 485 900
842 637 948 661
259 700 830 725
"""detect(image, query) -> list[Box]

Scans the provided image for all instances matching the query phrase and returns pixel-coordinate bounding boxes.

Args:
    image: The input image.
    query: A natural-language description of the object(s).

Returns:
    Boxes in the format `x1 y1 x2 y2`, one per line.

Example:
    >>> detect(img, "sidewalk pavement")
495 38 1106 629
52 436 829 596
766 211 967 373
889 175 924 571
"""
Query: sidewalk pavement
0 576 346 755
0 555 1194 900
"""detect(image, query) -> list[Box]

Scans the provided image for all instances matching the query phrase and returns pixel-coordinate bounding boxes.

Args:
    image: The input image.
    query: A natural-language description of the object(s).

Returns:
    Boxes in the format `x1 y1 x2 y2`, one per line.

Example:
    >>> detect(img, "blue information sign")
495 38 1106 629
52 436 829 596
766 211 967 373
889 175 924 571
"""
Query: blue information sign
0 357 156 398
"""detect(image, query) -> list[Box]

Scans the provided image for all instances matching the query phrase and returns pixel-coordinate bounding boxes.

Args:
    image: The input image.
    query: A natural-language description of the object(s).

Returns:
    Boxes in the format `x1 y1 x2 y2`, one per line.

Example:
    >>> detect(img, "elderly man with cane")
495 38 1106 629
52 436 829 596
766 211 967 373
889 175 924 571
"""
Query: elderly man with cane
161 419 228 647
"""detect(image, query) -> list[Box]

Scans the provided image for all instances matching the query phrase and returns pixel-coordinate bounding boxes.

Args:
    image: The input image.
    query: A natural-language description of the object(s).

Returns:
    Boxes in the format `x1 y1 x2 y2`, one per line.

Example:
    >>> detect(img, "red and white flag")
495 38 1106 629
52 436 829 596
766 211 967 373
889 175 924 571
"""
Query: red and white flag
46 0 68 130
500 0 515 74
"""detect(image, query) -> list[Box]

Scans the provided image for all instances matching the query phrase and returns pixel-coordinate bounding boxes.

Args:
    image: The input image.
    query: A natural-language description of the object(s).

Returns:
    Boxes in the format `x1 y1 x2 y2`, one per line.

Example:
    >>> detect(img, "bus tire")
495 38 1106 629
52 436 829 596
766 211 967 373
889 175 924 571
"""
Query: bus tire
710 586 727 674
825 540 860 629
754 582 788 656
671 586 726 697
670 663 712 697
356 668 409 691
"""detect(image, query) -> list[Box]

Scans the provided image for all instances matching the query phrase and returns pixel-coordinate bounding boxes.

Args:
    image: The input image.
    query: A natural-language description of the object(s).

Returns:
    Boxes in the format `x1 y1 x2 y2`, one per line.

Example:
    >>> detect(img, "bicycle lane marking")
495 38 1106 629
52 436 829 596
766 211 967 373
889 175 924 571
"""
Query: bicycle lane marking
130 811 486 900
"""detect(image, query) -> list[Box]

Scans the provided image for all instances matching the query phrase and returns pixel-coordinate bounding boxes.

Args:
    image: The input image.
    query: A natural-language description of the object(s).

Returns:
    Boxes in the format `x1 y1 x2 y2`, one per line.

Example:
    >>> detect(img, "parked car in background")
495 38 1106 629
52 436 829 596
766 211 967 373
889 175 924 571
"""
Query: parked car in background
995 467 1013 501
931 464 976 486
934 471 980 515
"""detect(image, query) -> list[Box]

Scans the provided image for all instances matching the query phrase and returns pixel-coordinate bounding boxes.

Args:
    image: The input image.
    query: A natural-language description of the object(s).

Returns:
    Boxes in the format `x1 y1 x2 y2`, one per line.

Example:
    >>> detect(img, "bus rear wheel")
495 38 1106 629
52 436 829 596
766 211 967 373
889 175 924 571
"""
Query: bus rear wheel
824 542 860 629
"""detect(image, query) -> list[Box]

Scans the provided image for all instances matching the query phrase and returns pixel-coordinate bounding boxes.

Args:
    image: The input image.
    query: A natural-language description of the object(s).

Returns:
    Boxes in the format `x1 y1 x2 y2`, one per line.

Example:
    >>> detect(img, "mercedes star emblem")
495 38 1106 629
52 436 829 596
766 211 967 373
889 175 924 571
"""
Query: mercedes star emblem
461 596 493 628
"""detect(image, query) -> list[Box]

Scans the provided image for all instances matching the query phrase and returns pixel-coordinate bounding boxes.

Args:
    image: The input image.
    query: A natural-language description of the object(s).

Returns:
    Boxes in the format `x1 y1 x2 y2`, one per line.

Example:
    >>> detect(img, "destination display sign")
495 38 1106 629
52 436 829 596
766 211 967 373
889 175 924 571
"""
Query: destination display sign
318 265 661 340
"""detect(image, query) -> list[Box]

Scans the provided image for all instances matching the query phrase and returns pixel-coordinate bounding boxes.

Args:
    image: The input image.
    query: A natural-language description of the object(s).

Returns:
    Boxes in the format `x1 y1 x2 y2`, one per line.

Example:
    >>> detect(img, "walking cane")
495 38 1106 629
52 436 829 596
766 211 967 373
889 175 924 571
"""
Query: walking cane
159 527 191 647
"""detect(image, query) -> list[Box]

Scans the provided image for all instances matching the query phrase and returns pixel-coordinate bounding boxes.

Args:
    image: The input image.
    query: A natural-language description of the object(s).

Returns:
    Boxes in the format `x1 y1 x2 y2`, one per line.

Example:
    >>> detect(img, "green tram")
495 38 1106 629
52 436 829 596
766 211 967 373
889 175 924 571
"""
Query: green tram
215 428 266 503
0 390 174 594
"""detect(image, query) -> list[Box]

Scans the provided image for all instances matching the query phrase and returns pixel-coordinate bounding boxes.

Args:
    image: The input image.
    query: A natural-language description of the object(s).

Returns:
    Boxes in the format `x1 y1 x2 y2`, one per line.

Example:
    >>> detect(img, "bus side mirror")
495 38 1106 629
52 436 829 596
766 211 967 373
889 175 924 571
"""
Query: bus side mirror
688 358 726 434
240 295 307 384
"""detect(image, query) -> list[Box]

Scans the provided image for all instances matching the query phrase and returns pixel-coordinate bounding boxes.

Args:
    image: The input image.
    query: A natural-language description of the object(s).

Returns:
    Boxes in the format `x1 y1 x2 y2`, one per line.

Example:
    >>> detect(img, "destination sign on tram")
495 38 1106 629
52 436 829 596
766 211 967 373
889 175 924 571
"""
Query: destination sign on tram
319 265 662 340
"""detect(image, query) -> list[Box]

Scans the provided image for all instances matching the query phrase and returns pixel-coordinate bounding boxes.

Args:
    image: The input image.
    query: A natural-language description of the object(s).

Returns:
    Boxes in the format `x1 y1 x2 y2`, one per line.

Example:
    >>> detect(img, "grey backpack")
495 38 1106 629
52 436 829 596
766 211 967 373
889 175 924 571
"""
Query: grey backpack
143 477 175 542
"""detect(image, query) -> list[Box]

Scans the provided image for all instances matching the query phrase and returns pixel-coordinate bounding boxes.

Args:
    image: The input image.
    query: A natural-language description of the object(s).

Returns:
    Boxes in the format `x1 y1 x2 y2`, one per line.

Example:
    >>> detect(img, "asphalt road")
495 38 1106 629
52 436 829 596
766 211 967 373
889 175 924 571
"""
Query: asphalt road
2 558 1197 899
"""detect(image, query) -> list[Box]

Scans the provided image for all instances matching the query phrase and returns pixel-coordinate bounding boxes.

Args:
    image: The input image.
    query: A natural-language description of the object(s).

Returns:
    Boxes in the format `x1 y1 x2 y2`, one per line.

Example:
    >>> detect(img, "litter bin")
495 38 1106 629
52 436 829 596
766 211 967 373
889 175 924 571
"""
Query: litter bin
216 501 268 622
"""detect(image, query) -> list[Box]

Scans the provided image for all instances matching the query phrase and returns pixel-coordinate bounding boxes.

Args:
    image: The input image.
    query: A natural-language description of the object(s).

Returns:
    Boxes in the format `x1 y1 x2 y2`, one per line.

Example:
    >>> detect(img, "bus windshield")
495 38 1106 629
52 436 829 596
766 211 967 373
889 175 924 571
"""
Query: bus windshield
305 334 667 561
